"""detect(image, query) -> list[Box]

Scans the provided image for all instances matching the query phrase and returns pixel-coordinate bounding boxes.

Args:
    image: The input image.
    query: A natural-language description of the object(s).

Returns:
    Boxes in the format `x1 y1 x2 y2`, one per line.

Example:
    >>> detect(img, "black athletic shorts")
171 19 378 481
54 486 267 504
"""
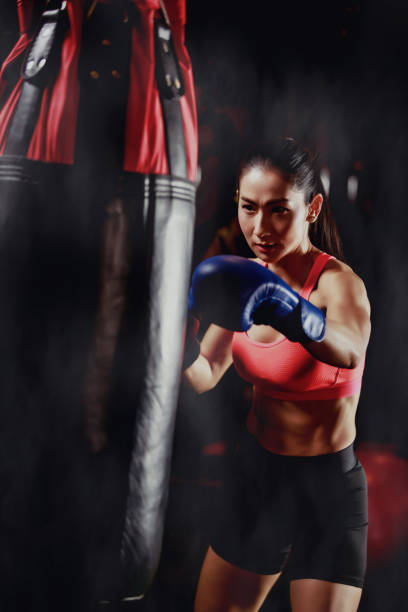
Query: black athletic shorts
211 433 368 588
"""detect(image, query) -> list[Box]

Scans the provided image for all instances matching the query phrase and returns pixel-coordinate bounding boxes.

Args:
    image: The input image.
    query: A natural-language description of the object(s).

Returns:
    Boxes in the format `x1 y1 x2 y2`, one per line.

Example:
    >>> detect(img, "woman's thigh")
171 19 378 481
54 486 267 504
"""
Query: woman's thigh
289 451 368 588
194 546 281 612
290 579 362 612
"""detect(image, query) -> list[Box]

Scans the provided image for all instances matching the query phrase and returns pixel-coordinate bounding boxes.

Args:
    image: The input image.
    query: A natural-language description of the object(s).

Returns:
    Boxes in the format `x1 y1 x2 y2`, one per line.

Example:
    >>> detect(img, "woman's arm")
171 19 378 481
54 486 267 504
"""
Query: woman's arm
305 266 371 369
184 324 234 394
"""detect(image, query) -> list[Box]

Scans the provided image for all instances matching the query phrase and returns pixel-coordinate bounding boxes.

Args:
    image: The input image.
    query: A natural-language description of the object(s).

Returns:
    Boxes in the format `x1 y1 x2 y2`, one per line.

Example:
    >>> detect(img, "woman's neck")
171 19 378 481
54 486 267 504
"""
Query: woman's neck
261 243 319 290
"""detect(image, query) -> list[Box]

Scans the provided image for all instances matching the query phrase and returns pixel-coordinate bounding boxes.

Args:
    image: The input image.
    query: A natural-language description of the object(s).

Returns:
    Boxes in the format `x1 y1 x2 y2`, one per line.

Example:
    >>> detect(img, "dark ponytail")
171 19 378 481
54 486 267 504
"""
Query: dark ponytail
238 138 344 261
308 172 344 260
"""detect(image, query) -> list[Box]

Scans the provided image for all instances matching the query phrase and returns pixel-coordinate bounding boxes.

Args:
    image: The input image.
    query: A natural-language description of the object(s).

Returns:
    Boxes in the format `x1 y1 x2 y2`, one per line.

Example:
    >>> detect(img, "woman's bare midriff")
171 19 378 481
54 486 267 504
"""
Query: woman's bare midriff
244 288 361 456
247 388 359 456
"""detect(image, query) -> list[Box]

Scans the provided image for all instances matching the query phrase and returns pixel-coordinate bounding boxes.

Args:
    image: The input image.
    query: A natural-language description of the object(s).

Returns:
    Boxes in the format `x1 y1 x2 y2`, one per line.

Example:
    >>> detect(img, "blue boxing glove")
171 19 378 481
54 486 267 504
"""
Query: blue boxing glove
188 255 325 343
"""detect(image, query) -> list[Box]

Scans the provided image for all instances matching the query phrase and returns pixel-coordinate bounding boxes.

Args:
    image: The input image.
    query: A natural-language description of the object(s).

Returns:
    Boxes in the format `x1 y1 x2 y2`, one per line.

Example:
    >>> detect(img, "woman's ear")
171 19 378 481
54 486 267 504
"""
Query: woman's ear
234 189 239 204
306 193 323 222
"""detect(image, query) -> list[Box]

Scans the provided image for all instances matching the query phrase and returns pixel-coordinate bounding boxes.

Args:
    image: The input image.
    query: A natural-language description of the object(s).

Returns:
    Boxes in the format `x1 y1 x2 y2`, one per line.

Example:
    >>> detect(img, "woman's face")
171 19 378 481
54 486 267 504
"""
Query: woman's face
237 165 316 263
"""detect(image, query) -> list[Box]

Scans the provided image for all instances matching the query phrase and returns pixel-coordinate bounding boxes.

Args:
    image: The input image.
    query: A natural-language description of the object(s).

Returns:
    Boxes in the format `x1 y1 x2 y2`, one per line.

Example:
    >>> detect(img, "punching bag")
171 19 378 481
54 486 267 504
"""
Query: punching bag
0 0 198 604
118 6 198 597
119 174 196 598
78 1 198 600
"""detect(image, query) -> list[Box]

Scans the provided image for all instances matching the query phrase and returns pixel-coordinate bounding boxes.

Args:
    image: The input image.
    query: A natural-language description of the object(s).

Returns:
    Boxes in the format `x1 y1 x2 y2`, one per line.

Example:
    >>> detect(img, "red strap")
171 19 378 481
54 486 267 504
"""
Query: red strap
300 252 333 299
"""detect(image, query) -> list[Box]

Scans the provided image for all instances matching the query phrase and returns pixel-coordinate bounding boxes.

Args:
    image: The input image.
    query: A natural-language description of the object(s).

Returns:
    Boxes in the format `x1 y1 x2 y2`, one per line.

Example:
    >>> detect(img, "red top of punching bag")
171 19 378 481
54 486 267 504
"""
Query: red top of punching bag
0 0 198 181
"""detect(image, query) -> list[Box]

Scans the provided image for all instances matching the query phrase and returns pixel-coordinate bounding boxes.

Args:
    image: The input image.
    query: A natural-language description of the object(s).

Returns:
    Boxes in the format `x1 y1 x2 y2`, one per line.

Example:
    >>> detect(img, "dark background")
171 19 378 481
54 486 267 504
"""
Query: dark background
1 1 408 610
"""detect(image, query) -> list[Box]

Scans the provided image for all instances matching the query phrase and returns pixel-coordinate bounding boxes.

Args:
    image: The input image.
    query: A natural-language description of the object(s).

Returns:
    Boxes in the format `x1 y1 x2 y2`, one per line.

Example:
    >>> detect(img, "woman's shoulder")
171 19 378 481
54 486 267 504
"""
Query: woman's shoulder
321 254 361 281
318 254 369 305
323 254 353 276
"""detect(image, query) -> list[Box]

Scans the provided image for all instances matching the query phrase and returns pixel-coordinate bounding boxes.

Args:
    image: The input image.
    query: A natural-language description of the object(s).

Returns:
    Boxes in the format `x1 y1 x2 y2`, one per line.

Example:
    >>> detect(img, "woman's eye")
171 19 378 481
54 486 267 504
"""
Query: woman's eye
241 203 256 212
273 206 288 214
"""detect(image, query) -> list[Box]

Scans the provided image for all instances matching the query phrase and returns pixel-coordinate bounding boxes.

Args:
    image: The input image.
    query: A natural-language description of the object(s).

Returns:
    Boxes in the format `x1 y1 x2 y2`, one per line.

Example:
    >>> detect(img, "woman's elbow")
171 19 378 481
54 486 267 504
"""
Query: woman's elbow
337 322 370 369
347 324 371 369
343 340 368 369
344 352 361 369
183 359 217 394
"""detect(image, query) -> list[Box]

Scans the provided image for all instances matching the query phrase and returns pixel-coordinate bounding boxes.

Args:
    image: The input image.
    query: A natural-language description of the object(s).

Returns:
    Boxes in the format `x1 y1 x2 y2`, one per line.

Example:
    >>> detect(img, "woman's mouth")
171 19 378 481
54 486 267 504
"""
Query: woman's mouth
254 243 279 253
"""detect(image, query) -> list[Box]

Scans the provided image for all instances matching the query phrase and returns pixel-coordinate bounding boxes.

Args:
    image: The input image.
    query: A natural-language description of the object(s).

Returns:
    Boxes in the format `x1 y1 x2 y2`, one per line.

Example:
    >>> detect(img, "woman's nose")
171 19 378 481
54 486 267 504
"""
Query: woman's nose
253 212 272 239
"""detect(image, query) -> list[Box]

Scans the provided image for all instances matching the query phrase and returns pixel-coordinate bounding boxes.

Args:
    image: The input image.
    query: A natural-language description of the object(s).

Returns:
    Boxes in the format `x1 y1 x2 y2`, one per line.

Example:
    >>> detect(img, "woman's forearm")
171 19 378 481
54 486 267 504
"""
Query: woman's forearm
183 324 234 393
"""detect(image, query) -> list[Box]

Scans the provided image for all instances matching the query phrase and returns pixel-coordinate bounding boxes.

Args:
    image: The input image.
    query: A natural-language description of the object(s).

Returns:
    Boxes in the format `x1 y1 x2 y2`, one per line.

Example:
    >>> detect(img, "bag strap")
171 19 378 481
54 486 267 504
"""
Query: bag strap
154 2 188 178
4 0 68 156
159 0 171 26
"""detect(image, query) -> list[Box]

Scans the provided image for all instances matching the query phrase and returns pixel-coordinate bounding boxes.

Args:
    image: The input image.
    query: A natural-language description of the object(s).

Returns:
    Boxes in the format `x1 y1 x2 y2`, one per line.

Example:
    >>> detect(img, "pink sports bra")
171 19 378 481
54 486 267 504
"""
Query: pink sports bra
231 252 365 401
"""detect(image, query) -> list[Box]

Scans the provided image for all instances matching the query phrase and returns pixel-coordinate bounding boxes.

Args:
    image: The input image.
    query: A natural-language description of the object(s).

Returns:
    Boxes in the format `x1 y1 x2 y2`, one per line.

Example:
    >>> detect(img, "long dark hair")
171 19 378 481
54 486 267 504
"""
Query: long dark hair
237 138 344 260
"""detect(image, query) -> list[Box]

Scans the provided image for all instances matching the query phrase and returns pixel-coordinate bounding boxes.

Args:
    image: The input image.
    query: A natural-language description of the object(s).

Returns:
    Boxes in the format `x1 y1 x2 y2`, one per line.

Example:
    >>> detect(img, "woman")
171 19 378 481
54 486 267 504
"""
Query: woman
184 139 371 612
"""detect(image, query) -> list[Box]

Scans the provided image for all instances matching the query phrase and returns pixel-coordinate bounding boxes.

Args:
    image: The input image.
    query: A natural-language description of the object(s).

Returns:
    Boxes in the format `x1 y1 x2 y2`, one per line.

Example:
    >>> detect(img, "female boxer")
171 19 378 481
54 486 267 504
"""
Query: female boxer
184 138 371 612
